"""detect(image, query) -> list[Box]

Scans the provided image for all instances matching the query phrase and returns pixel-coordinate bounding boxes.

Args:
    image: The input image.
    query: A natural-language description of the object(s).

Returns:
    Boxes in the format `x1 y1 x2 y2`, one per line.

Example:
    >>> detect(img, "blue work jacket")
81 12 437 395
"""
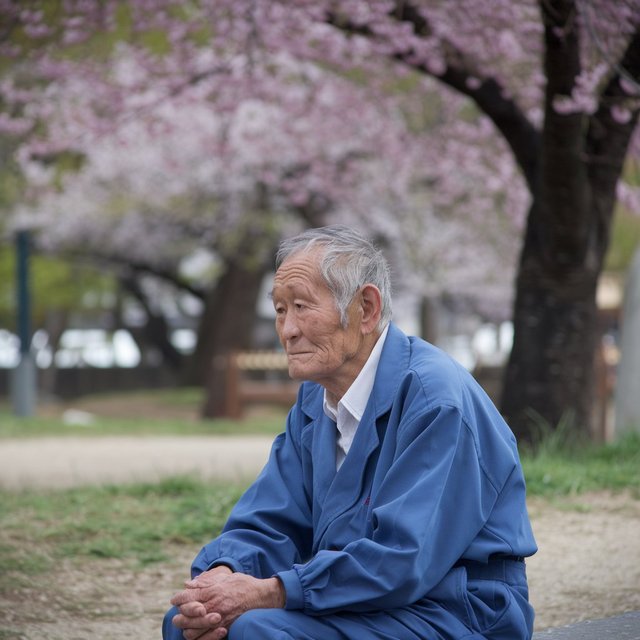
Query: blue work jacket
192 323 537 623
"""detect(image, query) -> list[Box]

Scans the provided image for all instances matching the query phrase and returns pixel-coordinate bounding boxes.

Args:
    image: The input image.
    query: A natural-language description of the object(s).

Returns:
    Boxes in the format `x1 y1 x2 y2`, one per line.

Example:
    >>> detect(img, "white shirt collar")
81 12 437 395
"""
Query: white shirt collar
323 325 389 467
341 323 389 420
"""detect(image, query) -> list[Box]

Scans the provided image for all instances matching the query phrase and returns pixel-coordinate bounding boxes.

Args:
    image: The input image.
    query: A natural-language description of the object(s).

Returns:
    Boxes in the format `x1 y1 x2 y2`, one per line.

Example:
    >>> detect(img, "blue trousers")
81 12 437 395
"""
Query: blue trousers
162 562 533 640
163 604 482 640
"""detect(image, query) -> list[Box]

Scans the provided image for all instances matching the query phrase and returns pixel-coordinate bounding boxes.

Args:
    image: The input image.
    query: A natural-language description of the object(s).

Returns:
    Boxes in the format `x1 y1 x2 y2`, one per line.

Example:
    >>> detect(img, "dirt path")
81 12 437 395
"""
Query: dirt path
0 435 274 489
0 436 638 638
526 492 640 629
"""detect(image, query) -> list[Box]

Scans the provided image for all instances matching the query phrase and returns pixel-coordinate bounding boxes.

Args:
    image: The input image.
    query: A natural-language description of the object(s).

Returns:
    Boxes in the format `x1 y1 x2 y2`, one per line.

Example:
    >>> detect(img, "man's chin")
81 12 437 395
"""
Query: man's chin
287 360 316 382
287 365 305 381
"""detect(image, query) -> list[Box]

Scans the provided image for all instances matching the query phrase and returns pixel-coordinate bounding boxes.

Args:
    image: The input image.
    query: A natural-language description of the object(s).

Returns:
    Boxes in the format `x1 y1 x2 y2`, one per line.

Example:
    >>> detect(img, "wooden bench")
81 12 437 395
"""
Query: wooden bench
532 611 640 639
224 350 299 418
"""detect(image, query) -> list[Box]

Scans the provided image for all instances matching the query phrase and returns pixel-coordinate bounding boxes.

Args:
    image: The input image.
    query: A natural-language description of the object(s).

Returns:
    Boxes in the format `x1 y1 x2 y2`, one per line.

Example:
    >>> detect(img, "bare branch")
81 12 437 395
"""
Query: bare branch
61 249 207 300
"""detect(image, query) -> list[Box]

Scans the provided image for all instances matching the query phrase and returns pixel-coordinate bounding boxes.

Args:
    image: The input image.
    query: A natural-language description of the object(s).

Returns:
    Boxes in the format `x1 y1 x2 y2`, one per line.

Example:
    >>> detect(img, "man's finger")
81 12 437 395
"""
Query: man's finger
178 601 212 618
171 612 221 630
171 588 207 607
185 570 229 589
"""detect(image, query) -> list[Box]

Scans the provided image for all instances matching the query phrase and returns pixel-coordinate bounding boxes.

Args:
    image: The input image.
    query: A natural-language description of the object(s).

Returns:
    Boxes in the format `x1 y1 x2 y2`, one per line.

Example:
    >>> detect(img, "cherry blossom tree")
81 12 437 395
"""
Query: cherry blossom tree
286 0 640 441
267 0 640 441
2 0 638 438
5 40 520 413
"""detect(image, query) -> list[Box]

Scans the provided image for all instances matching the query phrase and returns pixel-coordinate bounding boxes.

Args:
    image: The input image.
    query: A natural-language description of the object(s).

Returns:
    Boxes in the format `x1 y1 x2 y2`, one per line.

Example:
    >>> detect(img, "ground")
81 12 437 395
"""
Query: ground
1 490 638 639
526 491 640 628
1 395 639 638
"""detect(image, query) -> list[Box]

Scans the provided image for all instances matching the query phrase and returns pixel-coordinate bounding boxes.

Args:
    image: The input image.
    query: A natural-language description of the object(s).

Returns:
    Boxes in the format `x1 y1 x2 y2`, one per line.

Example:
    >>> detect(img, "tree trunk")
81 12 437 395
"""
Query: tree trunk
500 3 640 444
189 220 276 418
419 295 439 344
198 260 269 418
38 308 68 399
120 273 184 369
501 205 600 443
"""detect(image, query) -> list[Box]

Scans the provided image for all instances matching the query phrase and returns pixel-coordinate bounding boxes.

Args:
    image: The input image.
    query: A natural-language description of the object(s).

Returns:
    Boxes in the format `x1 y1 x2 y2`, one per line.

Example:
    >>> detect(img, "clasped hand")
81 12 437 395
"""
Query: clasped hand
170 565 285 640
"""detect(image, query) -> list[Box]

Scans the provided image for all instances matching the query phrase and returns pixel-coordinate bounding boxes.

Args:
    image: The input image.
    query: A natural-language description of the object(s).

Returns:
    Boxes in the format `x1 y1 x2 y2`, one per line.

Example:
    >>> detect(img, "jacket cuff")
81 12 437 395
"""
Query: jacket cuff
206 556 244 574
276 568 305 610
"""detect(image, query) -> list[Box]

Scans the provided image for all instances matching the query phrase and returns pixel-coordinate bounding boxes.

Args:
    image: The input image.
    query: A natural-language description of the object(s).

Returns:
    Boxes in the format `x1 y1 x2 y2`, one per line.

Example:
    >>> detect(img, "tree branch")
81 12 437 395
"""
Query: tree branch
413 60 540 193
62 249 207 300
587 23 640 260
326 1 540 192
535 0 590 264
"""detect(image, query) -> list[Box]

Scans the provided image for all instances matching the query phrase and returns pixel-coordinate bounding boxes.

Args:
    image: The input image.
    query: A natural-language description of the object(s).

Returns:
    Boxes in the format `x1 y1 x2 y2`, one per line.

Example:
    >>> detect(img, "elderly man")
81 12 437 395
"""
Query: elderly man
164 226 537 640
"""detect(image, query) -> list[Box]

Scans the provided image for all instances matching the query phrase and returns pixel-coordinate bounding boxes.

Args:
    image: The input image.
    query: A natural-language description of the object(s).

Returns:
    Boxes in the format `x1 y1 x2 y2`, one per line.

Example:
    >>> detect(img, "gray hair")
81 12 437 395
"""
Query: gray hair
275 225 392 330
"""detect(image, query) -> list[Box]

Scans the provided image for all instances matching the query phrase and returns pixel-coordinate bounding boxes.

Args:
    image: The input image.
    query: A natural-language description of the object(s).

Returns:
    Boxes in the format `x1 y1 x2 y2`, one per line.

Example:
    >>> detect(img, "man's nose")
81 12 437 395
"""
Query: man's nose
281 312 300 340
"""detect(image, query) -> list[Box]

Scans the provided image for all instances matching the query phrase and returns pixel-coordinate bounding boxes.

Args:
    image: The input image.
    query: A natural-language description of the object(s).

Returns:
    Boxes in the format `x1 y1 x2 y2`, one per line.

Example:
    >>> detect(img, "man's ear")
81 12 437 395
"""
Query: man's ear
359 284 383 334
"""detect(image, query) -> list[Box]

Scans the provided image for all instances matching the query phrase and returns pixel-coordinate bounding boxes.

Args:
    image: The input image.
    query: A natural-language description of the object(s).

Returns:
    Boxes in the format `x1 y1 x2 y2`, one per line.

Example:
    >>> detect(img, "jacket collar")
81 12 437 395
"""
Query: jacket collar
368 322 410 416
300 322 410 420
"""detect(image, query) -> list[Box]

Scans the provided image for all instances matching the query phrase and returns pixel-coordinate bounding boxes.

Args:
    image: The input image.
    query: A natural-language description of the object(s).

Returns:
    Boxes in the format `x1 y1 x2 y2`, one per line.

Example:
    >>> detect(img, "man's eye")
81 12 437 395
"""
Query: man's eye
294 303 305 310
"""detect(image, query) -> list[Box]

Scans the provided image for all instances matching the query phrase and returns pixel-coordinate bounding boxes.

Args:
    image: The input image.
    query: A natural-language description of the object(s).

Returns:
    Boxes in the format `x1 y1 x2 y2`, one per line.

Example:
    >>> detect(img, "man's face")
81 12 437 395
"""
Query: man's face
271 250 364 392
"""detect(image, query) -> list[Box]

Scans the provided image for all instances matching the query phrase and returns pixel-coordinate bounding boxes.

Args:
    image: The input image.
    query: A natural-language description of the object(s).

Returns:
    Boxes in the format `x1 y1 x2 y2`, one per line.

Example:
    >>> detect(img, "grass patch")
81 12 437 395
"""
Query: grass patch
1 436 638 579
521 432 640 497
0 387 287 438
0 413 285 438
0 476 247 589
0 631 26 640
1 398 639 594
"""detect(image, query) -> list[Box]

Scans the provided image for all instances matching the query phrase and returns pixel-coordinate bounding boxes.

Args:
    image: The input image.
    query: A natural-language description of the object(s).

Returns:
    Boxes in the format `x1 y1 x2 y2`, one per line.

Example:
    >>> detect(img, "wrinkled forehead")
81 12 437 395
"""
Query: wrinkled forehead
273 247 325 288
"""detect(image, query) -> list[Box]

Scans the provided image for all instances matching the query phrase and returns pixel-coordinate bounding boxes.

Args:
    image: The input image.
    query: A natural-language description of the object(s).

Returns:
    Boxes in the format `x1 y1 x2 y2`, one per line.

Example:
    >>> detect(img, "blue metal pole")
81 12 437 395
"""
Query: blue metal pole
16 230 31 355
11 230 36 416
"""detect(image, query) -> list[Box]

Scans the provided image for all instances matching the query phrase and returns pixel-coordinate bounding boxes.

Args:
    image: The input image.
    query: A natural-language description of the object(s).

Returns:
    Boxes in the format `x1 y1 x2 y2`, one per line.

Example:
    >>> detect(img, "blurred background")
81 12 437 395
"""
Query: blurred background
1 0 640 444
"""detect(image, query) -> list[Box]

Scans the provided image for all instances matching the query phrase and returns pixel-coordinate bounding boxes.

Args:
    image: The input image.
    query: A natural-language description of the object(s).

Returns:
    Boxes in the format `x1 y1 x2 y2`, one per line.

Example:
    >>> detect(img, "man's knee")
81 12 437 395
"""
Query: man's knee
162 606 183 640
228 609 293 640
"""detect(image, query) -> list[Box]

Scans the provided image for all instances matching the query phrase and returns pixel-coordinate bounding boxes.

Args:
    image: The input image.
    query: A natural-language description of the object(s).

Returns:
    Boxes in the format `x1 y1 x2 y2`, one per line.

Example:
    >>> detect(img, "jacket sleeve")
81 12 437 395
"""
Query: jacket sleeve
190 407 314 580
277 402 515 614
